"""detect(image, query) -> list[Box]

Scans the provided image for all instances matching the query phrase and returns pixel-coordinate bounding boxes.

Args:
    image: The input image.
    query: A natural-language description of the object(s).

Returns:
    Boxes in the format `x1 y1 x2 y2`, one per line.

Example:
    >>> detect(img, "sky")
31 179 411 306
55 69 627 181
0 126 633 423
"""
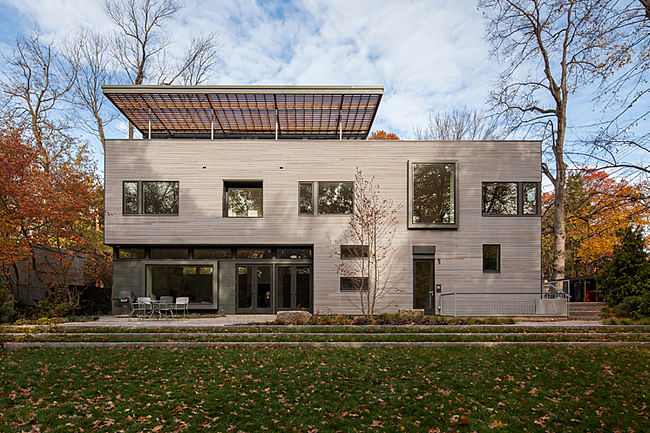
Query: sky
0 0 643 181
0 0 498 141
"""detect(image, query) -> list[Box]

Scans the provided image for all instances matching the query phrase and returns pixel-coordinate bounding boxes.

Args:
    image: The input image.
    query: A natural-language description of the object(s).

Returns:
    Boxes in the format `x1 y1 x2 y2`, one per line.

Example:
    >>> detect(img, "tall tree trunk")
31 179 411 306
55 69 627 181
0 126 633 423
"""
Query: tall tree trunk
552 118 568 280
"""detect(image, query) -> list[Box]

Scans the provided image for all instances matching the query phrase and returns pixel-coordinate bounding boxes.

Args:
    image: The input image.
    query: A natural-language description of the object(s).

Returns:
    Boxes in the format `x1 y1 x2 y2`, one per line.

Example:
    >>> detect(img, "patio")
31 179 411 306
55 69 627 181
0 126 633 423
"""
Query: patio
55 314 278 329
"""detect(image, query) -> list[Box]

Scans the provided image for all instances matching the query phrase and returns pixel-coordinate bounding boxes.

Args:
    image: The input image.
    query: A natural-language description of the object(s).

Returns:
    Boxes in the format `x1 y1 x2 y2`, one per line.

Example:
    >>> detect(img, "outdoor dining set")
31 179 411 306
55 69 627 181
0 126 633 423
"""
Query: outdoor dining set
117 292 189 320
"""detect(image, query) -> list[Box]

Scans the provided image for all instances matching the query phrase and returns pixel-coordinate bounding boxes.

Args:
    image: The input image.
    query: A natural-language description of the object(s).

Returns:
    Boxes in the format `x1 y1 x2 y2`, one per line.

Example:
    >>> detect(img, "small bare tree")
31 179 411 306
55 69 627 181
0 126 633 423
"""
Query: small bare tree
413 108 501 140
337 168 402 319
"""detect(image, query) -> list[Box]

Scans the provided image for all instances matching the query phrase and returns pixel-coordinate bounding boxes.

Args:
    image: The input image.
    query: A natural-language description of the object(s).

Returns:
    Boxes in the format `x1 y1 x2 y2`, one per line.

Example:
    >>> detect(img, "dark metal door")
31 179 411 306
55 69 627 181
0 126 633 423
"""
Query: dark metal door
414 259 434 314
276 265 312 311
236 264 273 313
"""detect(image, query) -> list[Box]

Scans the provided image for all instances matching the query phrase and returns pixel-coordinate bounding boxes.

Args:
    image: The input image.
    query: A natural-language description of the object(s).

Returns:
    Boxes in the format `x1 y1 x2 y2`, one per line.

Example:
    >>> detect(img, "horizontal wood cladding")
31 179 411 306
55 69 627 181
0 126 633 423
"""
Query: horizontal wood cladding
105 139 542 314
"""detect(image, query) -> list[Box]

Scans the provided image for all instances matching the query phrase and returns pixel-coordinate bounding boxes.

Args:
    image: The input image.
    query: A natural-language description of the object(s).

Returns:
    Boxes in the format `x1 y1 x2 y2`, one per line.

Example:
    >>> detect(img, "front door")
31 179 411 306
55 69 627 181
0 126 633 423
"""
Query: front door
236 265 272 313
277 265 312 311
414 259 434 314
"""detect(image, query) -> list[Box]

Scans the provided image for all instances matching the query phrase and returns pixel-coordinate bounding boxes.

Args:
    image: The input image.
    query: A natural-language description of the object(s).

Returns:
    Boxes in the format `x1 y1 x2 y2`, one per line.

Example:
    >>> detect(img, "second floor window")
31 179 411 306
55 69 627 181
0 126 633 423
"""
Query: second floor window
224 181 263 217
482 182 540 216
299 181 354 215
123 181 179 215
408 162 457 228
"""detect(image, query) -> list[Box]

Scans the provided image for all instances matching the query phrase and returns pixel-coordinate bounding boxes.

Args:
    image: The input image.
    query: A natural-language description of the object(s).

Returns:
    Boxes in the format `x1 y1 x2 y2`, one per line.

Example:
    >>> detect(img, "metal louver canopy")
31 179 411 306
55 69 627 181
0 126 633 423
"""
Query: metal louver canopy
102 85 383 139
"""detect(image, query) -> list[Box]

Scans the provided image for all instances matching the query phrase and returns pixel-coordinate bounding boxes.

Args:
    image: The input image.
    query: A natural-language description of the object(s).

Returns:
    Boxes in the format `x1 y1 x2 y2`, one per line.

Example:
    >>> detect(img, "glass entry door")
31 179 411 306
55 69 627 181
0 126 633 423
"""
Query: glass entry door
414 259 434 314
277 265 312 311
237 265 272 313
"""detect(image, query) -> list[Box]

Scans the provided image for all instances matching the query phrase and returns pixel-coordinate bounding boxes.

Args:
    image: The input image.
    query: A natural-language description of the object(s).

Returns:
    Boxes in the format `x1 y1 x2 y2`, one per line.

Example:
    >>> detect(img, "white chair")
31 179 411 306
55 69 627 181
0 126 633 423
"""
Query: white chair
174 297 189 318
158 296 175 319
132 297 153 320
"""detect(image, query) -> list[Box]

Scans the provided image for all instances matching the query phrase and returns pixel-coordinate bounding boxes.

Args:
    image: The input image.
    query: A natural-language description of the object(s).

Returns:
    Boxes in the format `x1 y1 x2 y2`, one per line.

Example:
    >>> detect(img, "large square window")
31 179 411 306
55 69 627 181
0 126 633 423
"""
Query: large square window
224 181 263 218
142 181 179 215
482 182 518 215
318 182 353 214
409 162 457 228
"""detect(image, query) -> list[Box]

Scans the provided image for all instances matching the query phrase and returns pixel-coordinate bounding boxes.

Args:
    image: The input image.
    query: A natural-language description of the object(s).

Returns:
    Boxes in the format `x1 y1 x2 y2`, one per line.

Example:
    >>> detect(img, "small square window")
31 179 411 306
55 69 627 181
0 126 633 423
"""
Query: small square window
483 244 500 273
224 181 263 218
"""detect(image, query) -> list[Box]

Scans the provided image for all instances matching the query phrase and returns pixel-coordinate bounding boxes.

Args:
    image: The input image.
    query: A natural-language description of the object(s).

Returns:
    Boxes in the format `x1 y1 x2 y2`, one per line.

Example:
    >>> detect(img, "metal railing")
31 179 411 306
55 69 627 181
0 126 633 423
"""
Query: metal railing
439 292 538 317
542 280 571 300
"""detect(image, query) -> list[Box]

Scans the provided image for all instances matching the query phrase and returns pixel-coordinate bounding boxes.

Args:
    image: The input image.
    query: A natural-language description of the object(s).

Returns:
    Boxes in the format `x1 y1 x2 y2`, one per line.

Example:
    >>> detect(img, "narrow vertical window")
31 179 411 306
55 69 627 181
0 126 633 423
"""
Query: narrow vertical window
483 244 501 273
522 182 540 215
299 182 314 214
123 181 139 214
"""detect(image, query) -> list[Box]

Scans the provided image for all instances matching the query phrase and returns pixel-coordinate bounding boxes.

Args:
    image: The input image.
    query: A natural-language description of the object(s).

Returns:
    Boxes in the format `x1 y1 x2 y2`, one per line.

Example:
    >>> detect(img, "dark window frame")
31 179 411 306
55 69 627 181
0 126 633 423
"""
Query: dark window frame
223 180 264 218
116 247 146 260
407 161 459 229
481 182 519 216
122 180 179 216
122 181 140 215
340 276 369 292
481 181 541 217
482 244 501 273
340 245 369 258
298 180 354 216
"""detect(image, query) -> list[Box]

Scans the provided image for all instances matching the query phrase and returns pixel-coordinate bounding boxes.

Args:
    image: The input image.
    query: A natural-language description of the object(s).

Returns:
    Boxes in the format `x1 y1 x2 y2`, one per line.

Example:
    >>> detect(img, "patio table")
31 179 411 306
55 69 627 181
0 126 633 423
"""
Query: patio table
151 300 174 319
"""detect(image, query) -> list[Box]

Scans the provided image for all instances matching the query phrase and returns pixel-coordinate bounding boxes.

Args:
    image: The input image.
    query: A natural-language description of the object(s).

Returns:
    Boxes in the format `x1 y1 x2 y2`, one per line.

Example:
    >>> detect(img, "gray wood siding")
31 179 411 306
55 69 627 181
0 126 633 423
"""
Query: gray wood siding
105 139 541 314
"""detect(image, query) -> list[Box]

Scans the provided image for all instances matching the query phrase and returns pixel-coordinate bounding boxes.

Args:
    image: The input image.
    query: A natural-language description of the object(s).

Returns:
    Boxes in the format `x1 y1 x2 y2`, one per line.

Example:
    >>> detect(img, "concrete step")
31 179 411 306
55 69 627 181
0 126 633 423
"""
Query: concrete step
569 302 605 320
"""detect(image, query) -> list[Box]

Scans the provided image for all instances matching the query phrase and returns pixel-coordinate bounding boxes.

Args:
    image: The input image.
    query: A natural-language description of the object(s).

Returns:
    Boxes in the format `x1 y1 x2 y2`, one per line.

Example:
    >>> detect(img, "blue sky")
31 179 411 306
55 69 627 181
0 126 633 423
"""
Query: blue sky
0 0 645 181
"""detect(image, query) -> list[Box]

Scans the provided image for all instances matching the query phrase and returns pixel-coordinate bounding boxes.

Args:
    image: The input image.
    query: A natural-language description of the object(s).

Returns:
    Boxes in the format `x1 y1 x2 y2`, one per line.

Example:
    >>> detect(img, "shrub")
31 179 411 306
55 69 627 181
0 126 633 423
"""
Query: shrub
0 284 13 321
596 226 650 306
613 295 650 318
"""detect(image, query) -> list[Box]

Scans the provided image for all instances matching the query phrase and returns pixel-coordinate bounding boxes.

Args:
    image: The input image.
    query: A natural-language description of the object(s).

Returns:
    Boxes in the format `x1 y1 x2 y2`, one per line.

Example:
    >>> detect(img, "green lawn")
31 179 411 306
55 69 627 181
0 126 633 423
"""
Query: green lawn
1 346 648 432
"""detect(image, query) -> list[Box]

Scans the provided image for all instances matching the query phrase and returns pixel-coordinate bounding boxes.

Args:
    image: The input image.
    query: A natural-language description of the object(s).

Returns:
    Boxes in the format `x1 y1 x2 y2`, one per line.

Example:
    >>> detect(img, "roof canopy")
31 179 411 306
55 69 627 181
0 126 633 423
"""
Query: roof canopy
103 85 383 139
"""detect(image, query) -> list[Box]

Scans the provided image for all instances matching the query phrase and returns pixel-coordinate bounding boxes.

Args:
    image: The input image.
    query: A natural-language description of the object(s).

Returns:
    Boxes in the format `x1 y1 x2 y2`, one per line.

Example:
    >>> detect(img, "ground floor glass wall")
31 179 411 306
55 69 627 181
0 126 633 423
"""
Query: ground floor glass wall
147 265 214 304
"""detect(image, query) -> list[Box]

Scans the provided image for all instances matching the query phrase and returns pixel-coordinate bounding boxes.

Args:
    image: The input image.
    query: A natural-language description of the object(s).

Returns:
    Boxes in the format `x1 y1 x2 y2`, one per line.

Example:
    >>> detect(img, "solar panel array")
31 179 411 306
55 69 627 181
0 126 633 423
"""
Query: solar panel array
104 87 382 139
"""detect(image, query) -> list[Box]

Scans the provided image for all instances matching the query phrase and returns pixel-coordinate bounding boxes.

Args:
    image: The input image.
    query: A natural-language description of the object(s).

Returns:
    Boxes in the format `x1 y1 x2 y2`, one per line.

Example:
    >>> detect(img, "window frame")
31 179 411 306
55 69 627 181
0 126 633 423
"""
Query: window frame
340 245 369 258
122 180 179 216
481 182 519 216
482 244 501 273
407 161 459 229
223 180 264 218
521 182 541 216
481 181 541 217
298 180 354 216
340 276 369 292
122 181 140 215
142 181 179 216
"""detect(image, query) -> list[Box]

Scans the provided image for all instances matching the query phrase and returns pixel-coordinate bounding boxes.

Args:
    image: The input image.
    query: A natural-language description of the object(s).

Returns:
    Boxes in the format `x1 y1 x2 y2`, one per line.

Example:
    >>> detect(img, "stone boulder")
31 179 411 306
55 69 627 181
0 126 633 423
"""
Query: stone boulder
276 310 313 325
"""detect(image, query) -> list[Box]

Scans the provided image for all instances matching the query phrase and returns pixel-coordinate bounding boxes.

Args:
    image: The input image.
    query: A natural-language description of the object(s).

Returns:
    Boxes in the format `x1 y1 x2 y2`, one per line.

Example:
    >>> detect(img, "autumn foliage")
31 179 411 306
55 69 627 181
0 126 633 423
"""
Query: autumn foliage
369 130 399 140
0 121 110 310
542 169 649 279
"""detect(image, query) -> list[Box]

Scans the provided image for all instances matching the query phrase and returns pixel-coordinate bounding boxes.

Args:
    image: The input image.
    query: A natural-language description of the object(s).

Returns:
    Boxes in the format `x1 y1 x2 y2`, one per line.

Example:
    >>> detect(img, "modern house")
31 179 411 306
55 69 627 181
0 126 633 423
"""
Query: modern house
103 85 542 316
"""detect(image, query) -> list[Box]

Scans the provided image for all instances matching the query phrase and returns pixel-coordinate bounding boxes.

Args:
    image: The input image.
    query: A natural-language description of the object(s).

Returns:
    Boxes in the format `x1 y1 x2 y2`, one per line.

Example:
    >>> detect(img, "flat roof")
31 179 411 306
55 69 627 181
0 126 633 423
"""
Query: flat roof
103 85 383 139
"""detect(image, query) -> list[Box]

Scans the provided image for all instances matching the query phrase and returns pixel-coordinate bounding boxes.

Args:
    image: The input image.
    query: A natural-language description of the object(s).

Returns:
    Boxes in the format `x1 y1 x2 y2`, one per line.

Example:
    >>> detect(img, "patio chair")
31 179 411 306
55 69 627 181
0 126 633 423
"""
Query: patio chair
174 297 189 318
157 296 175 319
131 297 153 320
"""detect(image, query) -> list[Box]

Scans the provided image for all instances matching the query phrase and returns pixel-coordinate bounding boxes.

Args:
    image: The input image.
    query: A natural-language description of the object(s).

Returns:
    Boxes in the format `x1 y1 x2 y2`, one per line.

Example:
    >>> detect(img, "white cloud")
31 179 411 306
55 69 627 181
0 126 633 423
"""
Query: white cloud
1 0 498 138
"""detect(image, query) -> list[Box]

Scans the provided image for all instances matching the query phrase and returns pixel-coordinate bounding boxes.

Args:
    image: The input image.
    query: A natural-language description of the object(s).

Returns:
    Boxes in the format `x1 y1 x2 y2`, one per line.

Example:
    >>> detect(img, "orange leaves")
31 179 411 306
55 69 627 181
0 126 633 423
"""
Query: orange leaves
543 168 649 277
368 130 399 140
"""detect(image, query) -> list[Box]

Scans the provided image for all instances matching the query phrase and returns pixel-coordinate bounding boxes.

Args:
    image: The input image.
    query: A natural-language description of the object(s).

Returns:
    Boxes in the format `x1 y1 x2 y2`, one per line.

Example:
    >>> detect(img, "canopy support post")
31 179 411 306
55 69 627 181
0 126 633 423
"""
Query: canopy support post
147 108 151 140
275 109 279 141
339 124 342 141
211 119 214 140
